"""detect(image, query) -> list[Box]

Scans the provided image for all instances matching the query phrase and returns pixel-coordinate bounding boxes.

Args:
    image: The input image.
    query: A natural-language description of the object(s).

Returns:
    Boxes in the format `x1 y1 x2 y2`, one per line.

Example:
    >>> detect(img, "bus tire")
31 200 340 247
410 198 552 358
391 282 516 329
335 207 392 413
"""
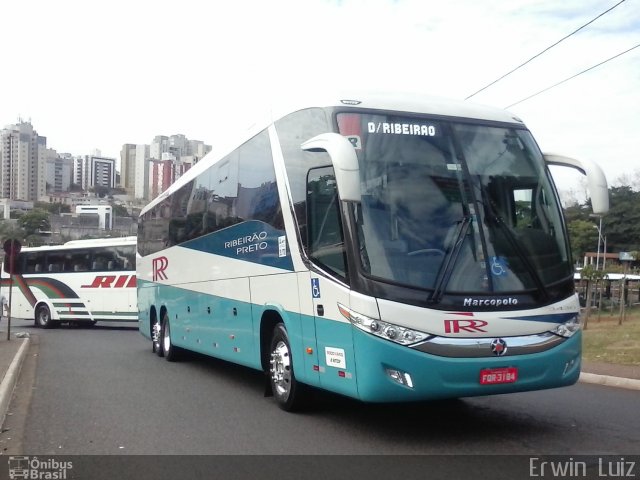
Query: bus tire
161 315 181 362
153 316 164 357
35 304 55 329
269 323 306 412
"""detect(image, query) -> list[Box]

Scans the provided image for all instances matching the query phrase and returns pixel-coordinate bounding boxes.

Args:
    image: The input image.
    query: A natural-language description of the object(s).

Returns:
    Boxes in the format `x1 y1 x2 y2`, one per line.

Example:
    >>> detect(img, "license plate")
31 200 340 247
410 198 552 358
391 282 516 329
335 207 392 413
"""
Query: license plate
479 367 518 385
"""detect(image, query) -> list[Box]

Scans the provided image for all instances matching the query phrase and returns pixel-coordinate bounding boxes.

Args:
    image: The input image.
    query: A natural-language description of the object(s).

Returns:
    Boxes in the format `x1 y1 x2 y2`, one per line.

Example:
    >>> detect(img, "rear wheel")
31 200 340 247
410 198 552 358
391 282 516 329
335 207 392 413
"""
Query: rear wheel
269 323 306 411
161 314 181 362
35 304 55 329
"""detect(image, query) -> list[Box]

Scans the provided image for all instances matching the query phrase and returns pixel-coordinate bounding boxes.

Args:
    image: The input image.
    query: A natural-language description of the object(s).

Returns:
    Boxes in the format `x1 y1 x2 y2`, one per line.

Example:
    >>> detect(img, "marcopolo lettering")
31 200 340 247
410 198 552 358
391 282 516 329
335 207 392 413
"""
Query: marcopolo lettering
225 231 269 255
463 297 518 307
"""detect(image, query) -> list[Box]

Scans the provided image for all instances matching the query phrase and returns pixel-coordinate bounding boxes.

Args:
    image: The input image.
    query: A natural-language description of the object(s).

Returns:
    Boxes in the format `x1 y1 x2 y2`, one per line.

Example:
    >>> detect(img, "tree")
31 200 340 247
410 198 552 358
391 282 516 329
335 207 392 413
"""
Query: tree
567 219 598 264
34 202 71 214
18 210 50 236
563 202 593 225
563 180 640 267
0 220 26 244
579 265 605 330
93 185 109 198
111 204 129 217
602 186 640 252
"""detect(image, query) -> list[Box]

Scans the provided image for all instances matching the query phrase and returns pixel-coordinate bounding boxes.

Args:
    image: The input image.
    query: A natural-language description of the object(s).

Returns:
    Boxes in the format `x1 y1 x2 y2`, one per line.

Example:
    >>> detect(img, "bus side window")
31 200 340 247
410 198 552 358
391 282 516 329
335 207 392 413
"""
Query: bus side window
115 246 135 271
5 252 25 274
275 108 331 246
71 251 90 272
306 165 348 280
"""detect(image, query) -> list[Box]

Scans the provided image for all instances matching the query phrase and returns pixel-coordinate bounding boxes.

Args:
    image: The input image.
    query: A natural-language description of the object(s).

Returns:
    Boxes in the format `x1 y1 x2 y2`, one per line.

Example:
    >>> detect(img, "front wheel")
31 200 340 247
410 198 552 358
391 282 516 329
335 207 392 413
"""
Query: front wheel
35 304 55 329
269 323 306 411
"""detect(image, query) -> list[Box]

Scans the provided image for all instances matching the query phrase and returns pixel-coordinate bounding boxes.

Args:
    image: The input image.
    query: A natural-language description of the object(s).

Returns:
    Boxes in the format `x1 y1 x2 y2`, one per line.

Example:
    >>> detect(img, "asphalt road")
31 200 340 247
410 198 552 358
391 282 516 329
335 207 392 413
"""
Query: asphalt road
2 318 639 456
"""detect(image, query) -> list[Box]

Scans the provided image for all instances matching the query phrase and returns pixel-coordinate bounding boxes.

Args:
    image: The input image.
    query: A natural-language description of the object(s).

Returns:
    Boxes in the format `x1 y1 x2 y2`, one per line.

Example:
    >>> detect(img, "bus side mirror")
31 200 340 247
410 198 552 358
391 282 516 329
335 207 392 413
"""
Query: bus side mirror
543 153 609 215
301 133 361 202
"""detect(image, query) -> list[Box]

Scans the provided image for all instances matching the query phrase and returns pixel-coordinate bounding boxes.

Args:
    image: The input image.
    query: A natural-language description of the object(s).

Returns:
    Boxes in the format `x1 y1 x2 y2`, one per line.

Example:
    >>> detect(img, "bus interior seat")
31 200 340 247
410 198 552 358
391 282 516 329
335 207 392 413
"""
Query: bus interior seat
384 166 456 287
92 260 106 270
514 228 563 280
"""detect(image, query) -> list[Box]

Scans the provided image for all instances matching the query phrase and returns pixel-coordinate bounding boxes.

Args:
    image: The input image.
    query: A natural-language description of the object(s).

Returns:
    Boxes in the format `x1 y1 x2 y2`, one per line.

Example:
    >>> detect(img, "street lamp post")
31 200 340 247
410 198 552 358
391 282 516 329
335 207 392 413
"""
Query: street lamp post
595 216 602 270
591 215 606 270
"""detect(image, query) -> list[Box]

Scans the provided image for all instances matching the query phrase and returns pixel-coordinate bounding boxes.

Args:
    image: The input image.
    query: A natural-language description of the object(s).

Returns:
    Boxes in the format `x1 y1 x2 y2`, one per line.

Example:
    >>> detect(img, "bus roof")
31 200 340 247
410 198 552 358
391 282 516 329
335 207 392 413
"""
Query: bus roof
140 91 524 217
18 236 136 253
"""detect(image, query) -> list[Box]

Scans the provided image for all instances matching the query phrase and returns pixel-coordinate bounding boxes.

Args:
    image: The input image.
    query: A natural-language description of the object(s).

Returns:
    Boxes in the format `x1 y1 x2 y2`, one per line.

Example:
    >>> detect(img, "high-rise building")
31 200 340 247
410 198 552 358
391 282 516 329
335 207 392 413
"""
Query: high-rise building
188 140 212 162
149 159 174 200
121 135 210 202
74 154 116 190
150 135 169 160
120 144 137 195
45 151 73 193
0 121 47 201
135 144 150 200
73 156 86 189
90 156 116 189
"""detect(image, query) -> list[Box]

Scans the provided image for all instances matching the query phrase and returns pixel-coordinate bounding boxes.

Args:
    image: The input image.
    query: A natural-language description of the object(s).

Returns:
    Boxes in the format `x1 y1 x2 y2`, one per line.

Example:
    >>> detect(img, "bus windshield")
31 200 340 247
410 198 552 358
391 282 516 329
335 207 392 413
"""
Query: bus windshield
337 113 572 297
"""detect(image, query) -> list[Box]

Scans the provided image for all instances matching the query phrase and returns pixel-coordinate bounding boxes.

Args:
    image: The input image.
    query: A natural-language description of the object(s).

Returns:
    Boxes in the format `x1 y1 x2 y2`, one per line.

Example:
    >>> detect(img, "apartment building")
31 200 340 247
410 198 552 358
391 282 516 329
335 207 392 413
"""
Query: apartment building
0 121 47 201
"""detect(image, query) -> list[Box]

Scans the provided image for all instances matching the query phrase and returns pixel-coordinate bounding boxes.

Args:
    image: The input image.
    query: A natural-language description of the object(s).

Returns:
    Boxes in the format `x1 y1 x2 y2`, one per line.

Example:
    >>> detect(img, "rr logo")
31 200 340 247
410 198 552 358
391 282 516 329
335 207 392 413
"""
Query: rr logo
444 319 488 334
152 256 168 281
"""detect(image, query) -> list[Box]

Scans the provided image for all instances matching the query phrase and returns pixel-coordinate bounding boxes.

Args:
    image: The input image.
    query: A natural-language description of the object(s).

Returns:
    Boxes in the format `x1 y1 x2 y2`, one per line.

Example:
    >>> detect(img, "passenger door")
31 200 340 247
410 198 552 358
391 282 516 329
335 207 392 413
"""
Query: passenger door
306 166 358 398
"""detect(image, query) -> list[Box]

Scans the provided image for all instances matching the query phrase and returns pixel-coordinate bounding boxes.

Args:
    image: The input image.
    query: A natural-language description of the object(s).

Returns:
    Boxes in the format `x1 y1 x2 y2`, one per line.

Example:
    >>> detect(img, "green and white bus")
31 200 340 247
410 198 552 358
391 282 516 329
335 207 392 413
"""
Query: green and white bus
137 92 608 410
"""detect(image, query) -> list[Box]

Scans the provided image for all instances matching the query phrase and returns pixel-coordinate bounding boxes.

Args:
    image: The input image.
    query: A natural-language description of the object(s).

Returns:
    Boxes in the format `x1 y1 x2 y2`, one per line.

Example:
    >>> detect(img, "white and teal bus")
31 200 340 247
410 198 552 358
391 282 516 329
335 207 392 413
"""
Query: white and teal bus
137 92 608 411
1 236 137 327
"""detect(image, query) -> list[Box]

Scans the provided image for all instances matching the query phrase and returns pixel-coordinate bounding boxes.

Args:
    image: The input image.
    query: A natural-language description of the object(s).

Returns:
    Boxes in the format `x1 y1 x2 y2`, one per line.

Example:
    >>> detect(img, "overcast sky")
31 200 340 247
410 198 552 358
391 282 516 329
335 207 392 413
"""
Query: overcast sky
2 0 639 202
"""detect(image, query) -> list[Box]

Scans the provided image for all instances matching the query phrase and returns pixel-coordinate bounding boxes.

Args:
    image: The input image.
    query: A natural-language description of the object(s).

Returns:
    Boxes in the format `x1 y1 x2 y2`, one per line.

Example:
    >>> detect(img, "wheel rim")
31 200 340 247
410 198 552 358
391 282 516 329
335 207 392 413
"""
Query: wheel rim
152 321 161 350
270 340 292 399
38 308 49 325
162 320 171 353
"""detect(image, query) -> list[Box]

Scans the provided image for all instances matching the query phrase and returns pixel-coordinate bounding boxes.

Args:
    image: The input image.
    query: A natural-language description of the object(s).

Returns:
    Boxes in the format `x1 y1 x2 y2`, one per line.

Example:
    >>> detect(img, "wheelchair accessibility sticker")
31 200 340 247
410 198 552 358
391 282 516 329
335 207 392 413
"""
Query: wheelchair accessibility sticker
311 278 321 298
490 256 508 277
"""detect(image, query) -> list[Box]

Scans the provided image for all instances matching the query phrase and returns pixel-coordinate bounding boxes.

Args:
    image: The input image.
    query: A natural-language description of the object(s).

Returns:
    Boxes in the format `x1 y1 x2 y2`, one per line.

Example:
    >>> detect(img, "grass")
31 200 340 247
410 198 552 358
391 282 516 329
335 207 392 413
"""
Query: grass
581 307 640 366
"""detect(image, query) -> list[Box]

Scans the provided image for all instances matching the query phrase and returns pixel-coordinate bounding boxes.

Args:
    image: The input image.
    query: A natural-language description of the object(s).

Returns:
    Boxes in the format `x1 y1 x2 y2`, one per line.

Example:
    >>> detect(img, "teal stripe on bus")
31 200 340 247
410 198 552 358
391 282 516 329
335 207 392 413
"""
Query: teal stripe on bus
180 220 294 271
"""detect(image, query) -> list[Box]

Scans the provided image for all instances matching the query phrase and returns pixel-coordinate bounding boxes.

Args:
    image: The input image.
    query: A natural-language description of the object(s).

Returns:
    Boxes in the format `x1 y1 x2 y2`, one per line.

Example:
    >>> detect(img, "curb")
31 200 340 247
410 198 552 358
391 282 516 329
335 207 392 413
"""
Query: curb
0 337 30 427
579 372 640 391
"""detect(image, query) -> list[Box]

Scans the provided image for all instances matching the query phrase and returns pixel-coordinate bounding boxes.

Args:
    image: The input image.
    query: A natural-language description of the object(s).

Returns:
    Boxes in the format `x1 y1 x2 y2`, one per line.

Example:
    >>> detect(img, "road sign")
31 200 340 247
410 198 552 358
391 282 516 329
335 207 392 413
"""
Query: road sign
3 238 21 274
2 238 20 340
619 252 636 262
3 238 21 257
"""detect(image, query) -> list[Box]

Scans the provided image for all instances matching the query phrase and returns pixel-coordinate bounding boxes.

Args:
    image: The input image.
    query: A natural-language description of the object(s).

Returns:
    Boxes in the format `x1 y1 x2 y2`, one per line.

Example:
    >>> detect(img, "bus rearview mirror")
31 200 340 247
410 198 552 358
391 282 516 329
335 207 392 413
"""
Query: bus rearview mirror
301 133 361 202
544 153 609 215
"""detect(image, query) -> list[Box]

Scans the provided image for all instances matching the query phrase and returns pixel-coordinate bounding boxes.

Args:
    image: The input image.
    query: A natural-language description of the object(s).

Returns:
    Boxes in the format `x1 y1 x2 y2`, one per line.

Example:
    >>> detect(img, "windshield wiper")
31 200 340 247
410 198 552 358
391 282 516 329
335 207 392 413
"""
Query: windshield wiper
428 215 473 305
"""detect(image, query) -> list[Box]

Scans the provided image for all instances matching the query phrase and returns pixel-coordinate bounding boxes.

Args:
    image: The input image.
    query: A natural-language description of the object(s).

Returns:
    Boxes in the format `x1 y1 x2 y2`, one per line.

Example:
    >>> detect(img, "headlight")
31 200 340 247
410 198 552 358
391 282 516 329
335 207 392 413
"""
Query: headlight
551 315 581 338
337 303 431 345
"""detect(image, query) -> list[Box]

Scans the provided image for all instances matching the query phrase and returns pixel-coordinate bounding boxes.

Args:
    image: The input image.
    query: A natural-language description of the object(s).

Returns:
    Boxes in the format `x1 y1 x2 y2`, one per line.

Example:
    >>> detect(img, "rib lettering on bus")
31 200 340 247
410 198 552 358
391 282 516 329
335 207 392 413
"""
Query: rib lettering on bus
81 275 136 288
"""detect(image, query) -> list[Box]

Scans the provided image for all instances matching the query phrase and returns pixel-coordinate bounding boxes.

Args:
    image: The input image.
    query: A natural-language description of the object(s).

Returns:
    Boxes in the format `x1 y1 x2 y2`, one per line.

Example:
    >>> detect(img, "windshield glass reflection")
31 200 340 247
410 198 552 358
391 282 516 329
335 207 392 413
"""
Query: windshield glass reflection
338 113 571 295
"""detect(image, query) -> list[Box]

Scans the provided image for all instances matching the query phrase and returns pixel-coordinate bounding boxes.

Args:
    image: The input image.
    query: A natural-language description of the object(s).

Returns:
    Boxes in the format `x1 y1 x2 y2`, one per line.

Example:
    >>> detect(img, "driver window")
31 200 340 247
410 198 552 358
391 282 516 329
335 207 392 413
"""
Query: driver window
306 166 347 281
